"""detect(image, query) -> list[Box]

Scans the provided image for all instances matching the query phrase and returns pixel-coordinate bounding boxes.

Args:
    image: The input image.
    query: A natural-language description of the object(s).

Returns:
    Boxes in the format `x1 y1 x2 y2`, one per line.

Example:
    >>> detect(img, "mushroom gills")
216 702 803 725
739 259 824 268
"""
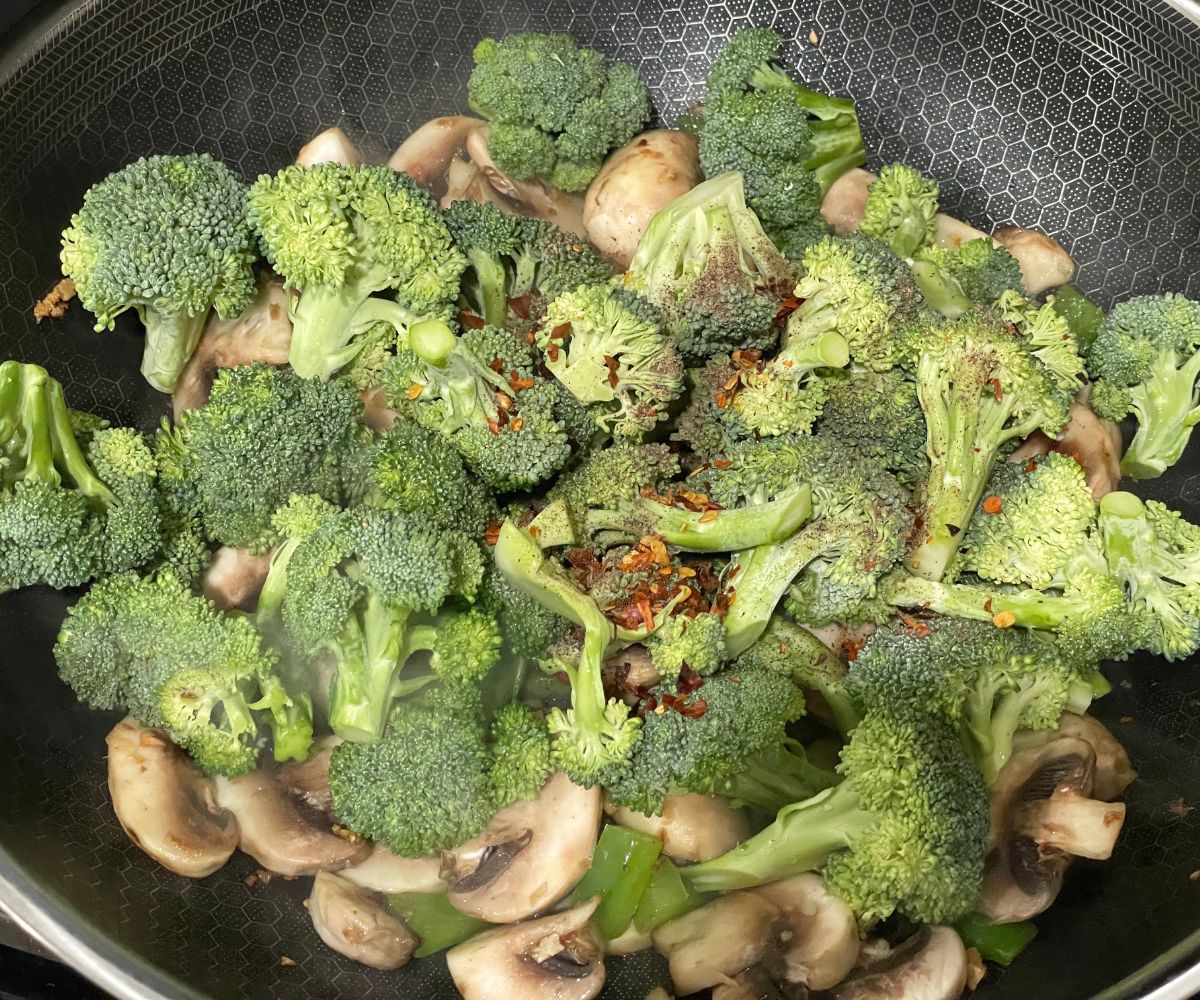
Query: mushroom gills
446 898 605 1000
825 925 968 1000
444 828 534 893
307 870 417 970
106 717 239 878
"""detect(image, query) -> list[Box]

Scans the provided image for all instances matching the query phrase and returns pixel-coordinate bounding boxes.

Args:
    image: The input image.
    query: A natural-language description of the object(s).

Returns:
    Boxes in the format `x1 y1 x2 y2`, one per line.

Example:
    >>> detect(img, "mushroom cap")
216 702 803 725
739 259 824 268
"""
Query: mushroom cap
604 793 751 863
200 546 273 613
934 213 991 251
276 737 340 818
388 115 485 194
295 126 363 168
106 717 238 878
1013 712 1136 801
992 224 1077 295
820 167 877 235
604 921 653 957
752 874 860 990
341 842 446 895
829 925 968 1000
215 769 370 876
306 871 416 970
582 129 701 269
446 897 605 1000
443 772 601 923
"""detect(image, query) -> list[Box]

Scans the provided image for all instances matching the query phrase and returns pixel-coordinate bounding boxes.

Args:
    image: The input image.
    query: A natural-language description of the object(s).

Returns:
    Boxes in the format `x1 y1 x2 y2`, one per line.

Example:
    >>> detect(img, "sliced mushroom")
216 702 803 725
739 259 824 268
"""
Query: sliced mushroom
603 645 662 706
820 167 876 234
276 737 340 818
752 875 859 990
215 769 370 876
307 870 417 970
992 225 1076 295
106 717 238 877
652 891 782 995
201 546 273 613
172 279 293 419
442 771 601 922
341 842 446 894
447 897 605 1000
934 213 991 251
1013 712 1136 801
827 925 968 1000
582 129 702 268
389 116 486 195
296 126 363 167
440 156 518 213
358 386 400 432
980 736 1126 922
1010 395 1122 499
604 794 751 863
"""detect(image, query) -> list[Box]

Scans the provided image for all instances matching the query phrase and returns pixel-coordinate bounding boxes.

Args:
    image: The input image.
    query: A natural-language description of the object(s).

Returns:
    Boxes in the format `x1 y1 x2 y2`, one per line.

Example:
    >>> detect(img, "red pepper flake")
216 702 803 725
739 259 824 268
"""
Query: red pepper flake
484 521 501 546
547 343 560 363
604 355 620 388
714 390 732 410
698 509 719 524
983 597 993 613
982 495 1003 515
496 391 514 412
676 697 708 719
487 357 505 373
406 383 424 401
509 294 532 319
677 664 704 695
459 310 485 329
844 638 864 662
509 371 536 391
526 330 537 345
989 377 1003 401
635 593 655 629
549 322 572 341
486 417 501 436
510 416 524 432
713 458 731 469
1025 459 1039 473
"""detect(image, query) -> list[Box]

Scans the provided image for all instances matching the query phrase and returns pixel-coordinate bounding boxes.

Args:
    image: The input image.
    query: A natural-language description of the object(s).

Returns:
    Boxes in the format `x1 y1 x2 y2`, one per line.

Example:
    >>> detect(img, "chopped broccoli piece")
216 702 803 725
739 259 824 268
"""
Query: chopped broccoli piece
859 163 939 258
646 612 729 678
489 702 554 808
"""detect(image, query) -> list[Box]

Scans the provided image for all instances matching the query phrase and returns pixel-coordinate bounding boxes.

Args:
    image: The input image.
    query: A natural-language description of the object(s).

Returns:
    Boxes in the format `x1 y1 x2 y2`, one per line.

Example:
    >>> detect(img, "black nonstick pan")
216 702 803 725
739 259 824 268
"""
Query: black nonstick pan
0 1 1199 997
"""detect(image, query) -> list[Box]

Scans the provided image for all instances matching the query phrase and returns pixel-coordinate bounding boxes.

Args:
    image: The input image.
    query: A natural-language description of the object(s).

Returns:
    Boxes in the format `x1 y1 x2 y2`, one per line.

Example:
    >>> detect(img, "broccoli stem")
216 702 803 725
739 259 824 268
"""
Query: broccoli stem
585 486 812 553
724 530 826 657
886 575 1090 629
249 675 314 764
465 247 510 327
966 676 1058 784
681 781 874 893
806 117 867 193
716 738 840 814
327 593 410 743
911 259 972 319
138 308 210 393
1120 348 1200 479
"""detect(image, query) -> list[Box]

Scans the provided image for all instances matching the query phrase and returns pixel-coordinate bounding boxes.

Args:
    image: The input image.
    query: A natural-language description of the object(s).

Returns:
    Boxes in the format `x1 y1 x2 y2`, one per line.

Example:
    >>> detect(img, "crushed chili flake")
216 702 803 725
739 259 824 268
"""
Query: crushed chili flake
486 417 501 436
509 371 536 391
989 377 1003 401
547 343 560 363
982 495 1003 515
844 638 864 661
983 597 993 613
676 697 708 719
509 294 532 319
509 416 524 432
677 664 704 695
1025 459 1039 472
406 383 425 401
714 390 732 409
487 357 505 373
527 524 541 539
459 310 486 329
698 509 720 524
604 355 620 388
549 322 572 341
713 458 732 469
495 391 514 412
992 610 1017 628
484 522 502 546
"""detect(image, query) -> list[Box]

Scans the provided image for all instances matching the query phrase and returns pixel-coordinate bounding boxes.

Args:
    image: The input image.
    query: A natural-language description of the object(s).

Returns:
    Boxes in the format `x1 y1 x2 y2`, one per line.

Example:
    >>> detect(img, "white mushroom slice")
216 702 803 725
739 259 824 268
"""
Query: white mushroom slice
1013 713 1137 801
439 156 519 213
604 794 751 863
201 546 273 613
443 772 601 922
582 129 702 268
307 871 416 970
276 737 340 817
1010 397 1122 499
820 167 877 234
447 898 605 1000
603 645 661 705
751 874 859 989
106 717 238 878
934 213 991 251
215 770 370 876
172 279 293 419
466 126 587 234
342 842 446 894
652 891 780 994
992 224 1077 295
829 925 968 1000
389 116 486 194
296 127 363 168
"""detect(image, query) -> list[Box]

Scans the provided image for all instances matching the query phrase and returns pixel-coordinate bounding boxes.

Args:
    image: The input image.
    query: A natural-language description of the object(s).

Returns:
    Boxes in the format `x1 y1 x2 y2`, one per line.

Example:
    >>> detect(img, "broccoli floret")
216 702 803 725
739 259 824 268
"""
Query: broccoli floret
646 611 729 678
0 362 162 593
247 162 465 380
168 363 366 551
55 570 311 774
150 419 211 587
549 441 681 522
385 321 582 492
260 501 491 743
1085 293 1200 479
738 617 860 736
784 234 919 371
538 284 685 438
912 240 1025 319
849 617 1101 784
960 452 1096 588
698 29 865 259
329 686 495 856
1100 491 1200 661
489 702 554 808
681 702 988 927
625 172 795 363
60 154 257 392
367 420 497 537
443 200 612 328
819 369 928 490
705 435 912 652
906 307 1083 582
859 163 940 258
604 661 815 816
478 562 573 663
468 34 650 192
493 519 641 785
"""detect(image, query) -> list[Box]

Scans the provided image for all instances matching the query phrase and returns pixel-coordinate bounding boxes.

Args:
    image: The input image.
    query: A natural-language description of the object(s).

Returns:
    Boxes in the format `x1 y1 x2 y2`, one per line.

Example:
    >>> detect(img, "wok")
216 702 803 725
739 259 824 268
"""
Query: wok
0 1 1199 998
